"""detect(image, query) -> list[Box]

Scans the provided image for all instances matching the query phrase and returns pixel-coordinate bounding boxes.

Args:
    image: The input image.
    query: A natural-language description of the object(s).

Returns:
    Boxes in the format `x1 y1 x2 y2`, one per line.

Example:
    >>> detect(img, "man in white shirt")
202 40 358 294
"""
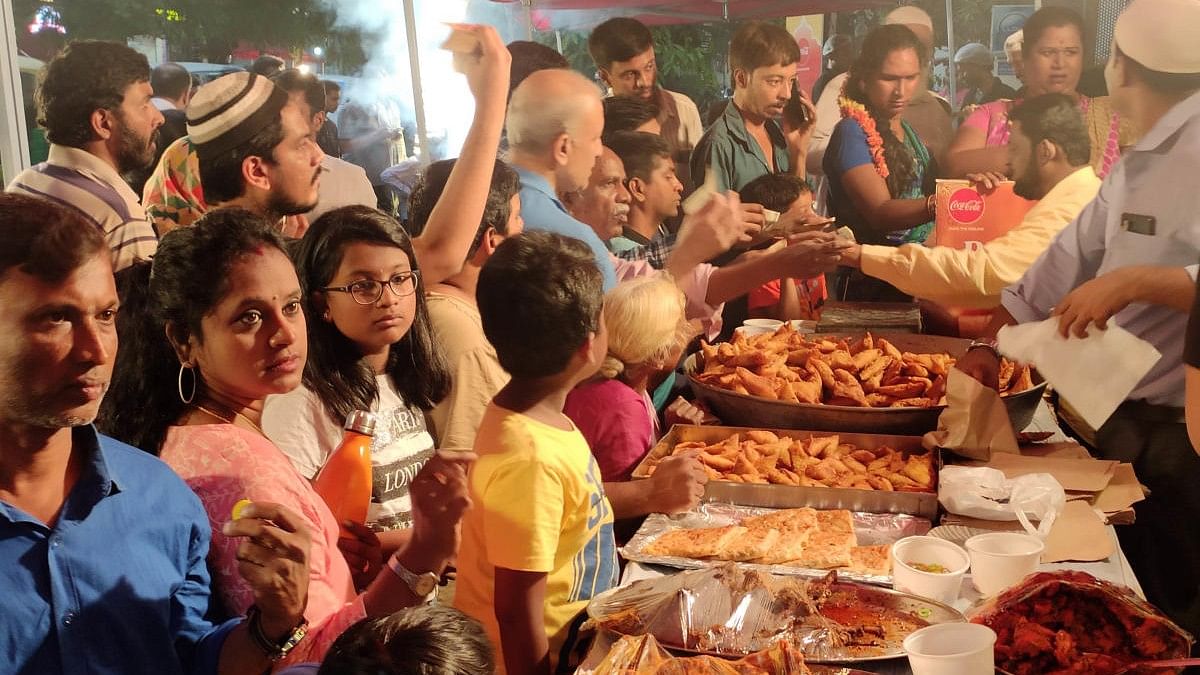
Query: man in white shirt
588 17 704 190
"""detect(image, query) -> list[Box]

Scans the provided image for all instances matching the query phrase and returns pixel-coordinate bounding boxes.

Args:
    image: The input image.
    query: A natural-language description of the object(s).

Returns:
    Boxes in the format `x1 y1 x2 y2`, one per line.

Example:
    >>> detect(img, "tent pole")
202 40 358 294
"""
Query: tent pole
402 0 430 165
945 0 957 110
524 0 534 40
0 0 30 180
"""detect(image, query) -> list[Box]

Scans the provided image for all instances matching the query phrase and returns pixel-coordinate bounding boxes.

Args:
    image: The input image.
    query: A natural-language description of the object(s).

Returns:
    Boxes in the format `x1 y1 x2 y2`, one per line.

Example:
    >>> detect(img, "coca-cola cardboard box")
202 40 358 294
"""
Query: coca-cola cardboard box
933 179 1035 249
924 180 1036 337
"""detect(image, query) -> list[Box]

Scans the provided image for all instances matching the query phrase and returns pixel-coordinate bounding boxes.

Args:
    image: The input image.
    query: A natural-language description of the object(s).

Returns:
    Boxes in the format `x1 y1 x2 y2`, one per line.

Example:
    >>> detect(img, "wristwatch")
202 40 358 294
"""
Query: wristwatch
966 337 1001 359
387 554 439 602
245 605 308 662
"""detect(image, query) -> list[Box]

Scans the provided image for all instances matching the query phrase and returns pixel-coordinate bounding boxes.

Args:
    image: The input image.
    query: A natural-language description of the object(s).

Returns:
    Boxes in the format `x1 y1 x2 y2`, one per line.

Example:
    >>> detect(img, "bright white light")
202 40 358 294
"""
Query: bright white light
313 46 324 57
298 64 313 74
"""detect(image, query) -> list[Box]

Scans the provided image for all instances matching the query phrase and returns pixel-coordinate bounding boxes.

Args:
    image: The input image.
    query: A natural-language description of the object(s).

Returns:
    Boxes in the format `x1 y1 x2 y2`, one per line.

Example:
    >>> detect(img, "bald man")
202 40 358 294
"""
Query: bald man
506 69 618 290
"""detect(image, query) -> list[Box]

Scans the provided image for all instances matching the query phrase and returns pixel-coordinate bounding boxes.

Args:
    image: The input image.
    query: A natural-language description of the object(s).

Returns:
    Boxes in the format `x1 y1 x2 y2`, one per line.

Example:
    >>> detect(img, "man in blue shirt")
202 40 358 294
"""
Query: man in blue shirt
0 193 312 674
505 68 618 291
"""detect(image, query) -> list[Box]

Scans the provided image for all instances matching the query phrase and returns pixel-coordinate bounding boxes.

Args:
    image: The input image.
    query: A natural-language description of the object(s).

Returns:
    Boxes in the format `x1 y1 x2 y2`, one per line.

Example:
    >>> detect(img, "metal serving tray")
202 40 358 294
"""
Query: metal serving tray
632 424 939 520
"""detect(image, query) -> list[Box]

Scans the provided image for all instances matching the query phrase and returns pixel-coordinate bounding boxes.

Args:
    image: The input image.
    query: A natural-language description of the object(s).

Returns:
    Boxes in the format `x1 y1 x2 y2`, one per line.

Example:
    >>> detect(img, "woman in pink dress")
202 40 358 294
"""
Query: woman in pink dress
945 7 1138 179
100 209 470 669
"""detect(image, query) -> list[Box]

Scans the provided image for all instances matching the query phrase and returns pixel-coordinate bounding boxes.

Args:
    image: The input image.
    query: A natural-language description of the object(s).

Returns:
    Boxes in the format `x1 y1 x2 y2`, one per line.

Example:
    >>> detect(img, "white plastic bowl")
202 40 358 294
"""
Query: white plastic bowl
904 622 997 675
965 532 1044 596
891 536 971 604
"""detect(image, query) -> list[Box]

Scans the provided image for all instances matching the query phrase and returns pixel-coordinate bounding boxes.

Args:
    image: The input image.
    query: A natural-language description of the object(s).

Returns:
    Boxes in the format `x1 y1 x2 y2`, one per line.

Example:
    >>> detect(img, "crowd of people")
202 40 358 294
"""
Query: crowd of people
2 0 1200 672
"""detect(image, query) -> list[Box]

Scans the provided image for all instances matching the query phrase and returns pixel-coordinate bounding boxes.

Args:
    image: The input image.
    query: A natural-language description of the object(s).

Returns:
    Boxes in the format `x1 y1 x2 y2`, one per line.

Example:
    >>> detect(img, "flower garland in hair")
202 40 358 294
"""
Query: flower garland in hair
838 81 889 179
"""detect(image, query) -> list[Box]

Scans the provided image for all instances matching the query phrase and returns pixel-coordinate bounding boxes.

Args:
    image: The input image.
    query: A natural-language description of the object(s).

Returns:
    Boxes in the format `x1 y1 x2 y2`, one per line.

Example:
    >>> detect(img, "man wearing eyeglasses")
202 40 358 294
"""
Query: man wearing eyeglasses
588 18 704 191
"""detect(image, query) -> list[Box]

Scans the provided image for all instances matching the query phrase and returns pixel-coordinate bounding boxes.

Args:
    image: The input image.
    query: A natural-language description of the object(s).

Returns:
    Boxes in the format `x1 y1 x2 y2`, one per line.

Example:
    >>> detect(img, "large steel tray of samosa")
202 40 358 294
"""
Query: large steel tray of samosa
586 563 965 663
619 503 929 587
631 425 939 520
685 330 1045 435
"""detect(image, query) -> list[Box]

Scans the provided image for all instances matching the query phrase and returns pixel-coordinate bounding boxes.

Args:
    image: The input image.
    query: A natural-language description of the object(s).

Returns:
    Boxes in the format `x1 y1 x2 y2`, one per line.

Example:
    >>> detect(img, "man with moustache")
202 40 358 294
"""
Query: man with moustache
691 22 806 193
7 41 163 272
0 193 314 675
588 18 703 189
561 147 633 248
186 72 324 236
839 93 1099 309
960 0 1200 637
142 72 324 238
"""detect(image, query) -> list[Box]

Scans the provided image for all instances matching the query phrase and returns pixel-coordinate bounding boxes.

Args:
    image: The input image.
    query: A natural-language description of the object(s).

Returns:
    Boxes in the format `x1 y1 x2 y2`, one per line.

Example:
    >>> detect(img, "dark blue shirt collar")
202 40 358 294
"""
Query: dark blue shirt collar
0 425 122 528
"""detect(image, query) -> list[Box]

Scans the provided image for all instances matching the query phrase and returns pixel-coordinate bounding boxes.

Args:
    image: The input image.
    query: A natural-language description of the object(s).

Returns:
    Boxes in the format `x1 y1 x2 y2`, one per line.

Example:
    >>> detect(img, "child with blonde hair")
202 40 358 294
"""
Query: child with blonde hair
564 274 697 482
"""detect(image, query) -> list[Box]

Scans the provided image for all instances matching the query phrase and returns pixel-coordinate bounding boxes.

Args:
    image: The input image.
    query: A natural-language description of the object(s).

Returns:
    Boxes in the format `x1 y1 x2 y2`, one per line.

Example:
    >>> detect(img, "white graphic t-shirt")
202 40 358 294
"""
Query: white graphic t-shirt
263 375 435 531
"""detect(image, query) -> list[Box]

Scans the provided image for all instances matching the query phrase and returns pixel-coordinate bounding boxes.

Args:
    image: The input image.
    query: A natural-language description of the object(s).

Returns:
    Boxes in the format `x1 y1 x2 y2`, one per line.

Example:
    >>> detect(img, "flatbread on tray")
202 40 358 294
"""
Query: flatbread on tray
787 529 856 569
634 507 894 576
846 545 893 576
721 527 782 562
643 525 747 559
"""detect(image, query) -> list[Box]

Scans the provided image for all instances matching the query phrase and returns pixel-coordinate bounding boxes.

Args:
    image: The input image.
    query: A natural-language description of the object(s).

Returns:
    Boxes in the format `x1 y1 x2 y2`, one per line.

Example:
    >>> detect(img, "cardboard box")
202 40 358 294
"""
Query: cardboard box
933 179 1035 249
925 180 1037 337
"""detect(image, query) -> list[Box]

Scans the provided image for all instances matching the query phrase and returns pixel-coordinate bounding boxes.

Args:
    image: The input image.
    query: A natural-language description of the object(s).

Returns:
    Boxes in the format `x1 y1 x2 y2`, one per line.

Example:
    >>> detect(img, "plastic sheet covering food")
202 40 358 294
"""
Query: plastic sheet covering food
620 503 930 586
585 564 964 662
970 570 1193 675
579 634 814 674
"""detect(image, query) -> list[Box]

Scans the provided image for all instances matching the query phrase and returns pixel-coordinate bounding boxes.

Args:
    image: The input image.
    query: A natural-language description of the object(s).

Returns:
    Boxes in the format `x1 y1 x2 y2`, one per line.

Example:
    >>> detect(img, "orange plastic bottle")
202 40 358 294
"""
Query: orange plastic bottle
313 410 376 536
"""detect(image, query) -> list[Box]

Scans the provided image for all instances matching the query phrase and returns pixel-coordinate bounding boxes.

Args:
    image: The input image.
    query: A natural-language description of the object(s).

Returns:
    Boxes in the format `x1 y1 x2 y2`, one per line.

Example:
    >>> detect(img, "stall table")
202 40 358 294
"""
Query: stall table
596 401 1146 672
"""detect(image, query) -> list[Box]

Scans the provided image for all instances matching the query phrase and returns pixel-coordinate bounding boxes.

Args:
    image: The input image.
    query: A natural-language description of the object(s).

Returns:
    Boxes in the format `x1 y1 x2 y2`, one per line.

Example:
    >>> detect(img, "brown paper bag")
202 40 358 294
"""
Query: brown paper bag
1041 500 1115 563
980 453 1118 493
923 368 1019 460
1092 463 1146 515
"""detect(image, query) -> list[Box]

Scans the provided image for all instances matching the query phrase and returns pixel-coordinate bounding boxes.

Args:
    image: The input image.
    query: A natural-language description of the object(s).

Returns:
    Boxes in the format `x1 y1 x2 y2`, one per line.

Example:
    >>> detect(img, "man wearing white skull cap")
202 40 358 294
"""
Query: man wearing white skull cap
964 0 1200 638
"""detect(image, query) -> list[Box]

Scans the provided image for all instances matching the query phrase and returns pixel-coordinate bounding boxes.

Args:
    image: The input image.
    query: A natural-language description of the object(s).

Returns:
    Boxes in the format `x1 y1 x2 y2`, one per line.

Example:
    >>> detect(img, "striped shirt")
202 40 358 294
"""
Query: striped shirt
7 145 158 271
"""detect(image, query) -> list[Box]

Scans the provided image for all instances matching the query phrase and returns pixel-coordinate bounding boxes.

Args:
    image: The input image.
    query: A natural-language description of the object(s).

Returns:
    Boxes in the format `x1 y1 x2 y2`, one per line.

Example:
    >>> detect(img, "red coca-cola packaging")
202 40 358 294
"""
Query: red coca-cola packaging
933 179 1035 249
924 180 1036 337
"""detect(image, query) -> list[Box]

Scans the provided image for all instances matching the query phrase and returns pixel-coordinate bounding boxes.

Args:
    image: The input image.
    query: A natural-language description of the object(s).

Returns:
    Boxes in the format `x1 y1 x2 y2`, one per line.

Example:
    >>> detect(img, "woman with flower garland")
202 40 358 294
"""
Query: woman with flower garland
823 24 938 301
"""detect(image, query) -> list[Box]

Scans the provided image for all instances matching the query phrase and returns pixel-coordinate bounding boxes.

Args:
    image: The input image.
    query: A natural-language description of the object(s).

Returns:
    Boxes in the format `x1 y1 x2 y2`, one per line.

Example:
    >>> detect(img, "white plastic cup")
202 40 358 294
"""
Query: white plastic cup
904 623 997 675
891 536 970 604
965 532 1045 596
787 319 818 334
742 318 783 331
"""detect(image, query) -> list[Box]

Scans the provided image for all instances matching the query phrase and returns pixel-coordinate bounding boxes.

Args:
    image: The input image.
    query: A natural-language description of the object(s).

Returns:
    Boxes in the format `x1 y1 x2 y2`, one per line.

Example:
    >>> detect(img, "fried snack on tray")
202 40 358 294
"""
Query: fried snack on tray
645 429 935 494
590 634 812 675
971 570 1193 675
639 508 892 576
696 327 1033 408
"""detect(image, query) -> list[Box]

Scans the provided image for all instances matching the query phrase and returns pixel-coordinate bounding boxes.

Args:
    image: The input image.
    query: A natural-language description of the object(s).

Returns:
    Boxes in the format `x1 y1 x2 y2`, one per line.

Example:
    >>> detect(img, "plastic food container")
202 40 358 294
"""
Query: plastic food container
891 536 970 604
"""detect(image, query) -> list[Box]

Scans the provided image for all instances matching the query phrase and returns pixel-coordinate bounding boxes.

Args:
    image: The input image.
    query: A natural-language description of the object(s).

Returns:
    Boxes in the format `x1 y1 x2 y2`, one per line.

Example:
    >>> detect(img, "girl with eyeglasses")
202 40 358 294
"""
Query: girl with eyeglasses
99 209 472 664
263 205 451 587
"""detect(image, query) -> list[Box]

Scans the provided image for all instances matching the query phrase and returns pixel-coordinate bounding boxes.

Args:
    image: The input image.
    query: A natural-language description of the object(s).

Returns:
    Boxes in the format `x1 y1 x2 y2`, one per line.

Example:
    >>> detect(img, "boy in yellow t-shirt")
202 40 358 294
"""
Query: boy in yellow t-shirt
454 231 618 675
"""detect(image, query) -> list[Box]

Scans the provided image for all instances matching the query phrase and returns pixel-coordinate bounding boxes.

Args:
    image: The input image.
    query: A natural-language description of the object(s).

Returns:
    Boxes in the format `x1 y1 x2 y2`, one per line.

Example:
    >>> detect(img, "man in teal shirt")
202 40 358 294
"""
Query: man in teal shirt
691 22 806 192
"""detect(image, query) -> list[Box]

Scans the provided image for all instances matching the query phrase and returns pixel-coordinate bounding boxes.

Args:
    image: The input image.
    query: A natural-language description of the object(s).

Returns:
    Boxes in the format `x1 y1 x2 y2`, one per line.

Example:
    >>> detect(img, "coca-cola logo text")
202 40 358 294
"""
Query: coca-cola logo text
948 187 984 224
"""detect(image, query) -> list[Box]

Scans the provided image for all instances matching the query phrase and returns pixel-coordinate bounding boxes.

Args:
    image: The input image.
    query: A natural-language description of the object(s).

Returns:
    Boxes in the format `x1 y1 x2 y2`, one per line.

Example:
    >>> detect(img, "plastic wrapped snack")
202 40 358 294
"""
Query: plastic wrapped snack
588 634 812 675
970 570 1193 675
586 564 961 662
